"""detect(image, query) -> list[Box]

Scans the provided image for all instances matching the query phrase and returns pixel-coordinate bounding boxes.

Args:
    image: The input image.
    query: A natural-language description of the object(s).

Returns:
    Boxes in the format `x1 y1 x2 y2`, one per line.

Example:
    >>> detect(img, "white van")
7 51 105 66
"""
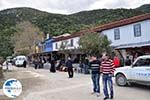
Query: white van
15 56 27 67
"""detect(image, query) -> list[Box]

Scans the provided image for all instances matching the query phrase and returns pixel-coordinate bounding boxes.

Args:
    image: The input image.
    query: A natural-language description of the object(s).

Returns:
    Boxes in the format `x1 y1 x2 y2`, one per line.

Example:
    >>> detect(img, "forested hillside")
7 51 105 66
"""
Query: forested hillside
0 4 149 58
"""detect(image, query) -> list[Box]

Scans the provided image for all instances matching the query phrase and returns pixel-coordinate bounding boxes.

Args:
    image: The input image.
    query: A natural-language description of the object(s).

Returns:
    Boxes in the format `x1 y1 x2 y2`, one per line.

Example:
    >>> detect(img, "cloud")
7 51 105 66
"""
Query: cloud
88 0 150 10
0 0 98 14
0 0 149 14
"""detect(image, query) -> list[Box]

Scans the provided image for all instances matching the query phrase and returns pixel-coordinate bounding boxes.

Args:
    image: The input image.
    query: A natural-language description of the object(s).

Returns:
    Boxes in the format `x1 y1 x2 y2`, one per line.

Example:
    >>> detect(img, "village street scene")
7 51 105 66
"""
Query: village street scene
0 0 150 100
0 67 150 100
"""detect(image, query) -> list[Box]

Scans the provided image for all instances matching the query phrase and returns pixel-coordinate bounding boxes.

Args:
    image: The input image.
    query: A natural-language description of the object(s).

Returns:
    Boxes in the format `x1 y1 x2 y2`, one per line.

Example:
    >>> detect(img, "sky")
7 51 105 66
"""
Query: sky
0 0 149 14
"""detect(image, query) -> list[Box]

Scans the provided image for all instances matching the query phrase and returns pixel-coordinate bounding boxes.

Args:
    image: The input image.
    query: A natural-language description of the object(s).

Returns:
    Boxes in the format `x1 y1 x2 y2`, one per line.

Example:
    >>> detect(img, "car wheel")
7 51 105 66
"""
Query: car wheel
115 74 127 86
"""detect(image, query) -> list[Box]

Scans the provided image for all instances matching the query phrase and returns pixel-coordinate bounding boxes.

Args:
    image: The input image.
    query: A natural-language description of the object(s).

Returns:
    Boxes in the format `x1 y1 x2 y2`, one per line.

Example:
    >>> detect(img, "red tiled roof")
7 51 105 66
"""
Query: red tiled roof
54 13 150 42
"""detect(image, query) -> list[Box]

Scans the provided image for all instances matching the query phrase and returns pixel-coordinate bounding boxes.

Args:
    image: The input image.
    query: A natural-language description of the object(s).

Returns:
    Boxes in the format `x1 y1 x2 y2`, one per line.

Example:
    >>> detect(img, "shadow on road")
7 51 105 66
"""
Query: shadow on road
129 83 150 90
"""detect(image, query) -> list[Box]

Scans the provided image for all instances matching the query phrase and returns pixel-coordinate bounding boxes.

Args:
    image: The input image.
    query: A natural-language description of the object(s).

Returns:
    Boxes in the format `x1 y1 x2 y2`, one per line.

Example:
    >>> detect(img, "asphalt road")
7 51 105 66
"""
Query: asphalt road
0 67 150 100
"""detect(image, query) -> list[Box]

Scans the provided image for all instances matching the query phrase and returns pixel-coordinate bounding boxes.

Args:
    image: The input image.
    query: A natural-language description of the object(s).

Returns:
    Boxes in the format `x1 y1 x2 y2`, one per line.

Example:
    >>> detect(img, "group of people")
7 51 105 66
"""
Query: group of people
32 56 56 73
124 53 143 66
32 54 115 100
89 54 115 100
64 54 115 100
78 58 90 74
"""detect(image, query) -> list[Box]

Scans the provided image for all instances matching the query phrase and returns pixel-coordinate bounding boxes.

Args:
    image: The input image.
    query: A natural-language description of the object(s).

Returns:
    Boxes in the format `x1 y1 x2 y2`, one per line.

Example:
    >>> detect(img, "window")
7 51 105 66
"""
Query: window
55 43 58 49
70 39 74 47
114 28 120 40
133 58 150 67
134 24 141 37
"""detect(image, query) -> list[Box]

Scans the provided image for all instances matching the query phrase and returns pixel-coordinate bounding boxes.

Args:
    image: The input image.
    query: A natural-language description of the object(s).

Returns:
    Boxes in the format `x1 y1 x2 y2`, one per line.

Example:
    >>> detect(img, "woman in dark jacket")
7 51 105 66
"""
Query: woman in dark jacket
66 57 73 78
50 58 56 73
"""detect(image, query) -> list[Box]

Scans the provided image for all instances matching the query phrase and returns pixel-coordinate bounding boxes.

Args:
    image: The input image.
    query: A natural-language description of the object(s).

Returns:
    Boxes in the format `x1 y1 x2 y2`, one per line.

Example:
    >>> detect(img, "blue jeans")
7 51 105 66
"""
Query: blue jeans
102 74 114 97
91 73 100 93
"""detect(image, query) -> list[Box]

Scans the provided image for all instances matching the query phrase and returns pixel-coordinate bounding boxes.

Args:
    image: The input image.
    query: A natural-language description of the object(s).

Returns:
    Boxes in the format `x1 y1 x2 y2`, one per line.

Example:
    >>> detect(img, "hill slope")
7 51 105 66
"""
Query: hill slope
0 4 149 58
136 4 150 13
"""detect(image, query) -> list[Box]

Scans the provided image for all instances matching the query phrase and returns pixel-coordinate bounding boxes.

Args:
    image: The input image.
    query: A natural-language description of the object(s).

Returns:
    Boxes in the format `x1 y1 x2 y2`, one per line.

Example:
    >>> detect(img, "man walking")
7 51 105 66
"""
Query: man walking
101 54 115 100
89 55 101 97
66 57 74 78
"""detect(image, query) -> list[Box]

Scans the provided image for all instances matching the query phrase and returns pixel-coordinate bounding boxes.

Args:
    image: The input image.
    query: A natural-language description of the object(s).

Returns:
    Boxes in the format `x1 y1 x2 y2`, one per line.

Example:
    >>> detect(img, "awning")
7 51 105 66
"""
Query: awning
114 41 150 49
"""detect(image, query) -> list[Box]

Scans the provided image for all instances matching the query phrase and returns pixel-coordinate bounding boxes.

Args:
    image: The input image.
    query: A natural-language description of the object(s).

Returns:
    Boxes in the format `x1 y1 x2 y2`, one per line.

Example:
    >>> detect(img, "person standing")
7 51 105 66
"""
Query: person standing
6 60 9 71
125 56 131 66
89 55 101 97
113 55 120 68
50 57 56 73
23 60 27 68
101 54 115 100
33 58 38 69
66 57 74 78
83 57 89 74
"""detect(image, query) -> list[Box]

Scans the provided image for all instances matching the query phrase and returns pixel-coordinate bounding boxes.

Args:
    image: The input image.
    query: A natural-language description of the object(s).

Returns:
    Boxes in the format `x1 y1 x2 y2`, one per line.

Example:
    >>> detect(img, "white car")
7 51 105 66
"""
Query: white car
15 56 27 67
114 55 150 86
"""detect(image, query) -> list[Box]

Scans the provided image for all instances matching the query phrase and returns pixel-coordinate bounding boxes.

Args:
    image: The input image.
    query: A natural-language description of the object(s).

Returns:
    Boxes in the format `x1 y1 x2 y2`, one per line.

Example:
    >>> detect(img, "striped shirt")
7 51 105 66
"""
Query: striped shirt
89 60 101 74
101 59 115 74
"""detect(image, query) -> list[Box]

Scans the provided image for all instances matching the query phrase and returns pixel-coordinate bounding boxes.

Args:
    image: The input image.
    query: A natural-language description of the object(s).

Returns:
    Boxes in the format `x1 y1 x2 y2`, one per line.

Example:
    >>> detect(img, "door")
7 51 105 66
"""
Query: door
130 58 150 82
144 58 150 82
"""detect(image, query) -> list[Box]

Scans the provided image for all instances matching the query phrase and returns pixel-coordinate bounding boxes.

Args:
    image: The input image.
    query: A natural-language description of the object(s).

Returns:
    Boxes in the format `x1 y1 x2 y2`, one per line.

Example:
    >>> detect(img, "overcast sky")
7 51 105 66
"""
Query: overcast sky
0 0 149 14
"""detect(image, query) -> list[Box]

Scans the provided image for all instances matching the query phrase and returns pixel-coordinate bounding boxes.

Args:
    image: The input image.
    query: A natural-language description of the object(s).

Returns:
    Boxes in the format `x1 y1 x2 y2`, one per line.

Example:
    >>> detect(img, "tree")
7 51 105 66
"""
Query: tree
11 21 44 55
0 27 16 58
79 32 112 56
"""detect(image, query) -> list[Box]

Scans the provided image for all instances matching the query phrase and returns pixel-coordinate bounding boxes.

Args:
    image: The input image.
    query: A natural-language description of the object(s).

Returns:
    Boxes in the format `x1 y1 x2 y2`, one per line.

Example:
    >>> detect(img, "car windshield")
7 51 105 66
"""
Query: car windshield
17 58 25 60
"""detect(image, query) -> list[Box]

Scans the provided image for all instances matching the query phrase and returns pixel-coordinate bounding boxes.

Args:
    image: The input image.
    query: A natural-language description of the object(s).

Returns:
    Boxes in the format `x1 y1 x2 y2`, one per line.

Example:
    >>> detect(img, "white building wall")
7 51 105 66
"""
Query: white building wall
52 20 150 52
53 37 80 51
102 20 150 47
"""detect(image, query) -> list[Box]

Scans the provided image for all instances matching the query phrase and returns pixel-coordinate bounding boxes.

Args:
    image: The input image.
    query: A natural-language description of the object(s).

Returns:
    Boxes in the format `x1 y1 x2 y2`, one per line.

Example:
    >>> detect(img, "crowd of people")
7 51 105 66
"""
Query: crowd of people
32 56 56 73
31 52 142 100
31 53 116 100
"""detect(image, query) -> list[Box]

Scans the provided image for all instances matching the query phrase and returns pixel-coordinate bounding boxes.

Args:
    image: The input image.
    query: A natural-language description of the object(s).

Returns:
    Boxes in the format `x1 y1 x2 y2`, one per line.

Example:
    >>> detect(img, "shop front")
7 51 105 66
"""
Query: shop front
115 41 150 64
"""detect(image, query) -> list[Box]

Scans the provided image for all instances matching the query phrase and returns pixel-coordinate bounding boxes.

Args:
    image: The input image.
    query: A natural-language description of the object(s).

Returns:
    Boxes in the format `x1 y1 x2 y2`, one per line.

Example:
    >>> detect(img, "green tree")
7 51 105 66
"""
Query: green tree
79 32 112 56
0 27 16 58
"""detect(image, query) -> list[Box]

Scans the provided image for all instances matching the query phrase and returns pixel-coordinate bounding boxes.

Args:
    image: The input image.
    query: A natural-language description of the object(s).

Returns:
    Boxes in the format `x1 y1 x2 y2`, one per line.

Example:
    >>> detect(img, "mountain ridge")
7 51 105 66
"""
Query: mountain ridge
0 4 149 58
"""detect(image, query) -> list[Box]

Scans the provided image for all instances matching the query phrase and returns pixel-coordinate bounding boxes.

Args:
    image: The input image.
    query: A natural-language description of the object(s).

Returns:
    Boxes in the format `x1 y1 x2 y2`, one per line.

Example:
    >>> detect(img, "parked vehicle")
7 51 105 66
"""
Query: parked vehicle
15 55 27 67
114 55 150 86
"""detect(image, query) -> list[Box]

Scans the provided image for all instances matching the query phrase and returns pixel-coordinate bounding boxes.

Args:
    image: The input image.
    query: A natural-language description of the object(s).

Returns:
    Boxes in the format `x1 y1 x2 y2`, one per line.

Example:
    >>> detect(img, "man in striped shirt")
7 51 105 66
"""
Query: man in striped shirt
89 55 101 97
101 54 115 100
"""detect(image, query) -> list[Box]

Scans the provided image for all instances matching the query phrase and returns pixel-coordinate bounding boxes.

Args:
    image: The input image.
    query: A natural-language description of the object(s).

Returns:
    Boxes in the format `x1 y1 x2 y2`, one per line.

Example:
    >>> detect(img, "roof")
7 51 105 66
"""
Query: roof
91 13 150 32
137 55 150 59
53 33 70 38
115 41 150 49
53 30 90 42
53 13 150 42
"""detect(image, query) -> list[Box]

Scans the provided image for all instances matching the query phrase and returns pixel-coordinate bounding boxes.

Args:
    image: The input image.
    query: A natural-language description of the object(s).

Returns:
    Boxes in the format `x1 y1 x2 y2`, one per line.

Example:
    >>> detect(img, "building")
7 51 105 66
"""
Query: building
93 13 150 60
43 38 54 53
51 13 150 61
52 34 82 61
